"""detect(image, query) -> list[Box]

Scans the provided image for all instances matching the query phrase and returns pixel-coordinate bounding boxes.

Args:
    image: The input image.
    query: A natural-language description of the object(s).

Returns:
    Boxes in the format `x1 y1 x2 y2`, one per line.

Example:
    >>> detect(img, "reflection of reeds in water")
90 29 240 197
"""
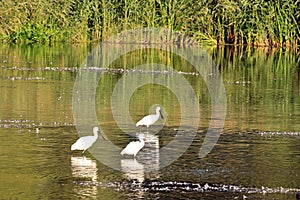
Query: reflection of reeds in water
212 46 300 132
1 44 299 132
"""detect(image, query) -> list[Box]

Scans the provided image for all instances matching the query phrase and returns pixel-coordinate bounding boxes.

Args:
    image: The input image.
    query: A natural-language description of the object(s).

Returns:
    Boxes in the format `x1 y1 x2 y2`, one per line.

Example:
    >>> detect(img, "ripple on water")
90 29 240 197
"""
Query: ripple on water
72 179 300 199
256 131 300 137
0 119 74 129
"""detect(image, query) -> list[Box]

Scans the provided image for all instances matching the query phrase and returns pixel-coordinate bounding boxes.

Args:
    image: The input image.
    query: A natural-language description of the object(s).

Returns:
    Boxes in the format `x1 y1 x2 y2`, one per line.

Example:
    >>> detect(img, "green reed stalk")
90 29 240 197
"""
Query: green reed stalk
0 0 299 48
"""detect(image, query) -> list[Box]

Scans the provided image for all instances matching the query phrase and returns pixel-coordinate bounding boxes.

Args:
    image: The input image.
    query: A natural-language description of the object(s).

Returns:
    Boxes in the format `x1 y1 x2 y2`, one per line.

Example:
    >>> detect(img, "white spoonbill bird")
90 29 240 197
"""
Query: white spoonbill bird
71 127 101 153
136 106 164 131
121 135 145 157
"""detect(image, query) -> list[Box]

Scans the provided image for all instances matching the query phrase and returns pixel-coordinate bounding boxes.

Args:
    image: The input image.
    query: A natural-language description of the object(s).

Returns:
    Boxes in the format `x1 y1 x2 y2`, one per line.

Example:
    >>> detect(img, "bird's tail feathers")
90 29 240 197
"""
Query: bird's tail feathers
71 141 84 151
71 144 77 150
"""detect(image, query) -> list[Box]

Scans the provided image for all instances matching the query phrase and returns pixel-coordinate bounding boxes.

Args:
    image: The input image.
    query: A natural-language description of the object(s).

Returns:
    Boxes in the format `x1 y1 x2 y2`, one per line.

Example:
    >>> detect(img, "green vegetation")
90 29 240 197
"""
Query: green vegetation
1 0 299 47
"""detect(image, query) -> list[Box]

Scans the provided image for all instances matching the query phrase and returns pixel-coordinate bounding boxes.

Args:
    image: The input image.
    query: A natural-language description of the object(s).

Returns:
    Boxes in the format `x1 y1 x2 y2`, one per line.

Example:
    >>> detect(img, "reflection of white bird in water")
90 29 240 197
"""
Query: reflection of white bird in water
71 127 104 153
136 106 164 131
121 135 145 157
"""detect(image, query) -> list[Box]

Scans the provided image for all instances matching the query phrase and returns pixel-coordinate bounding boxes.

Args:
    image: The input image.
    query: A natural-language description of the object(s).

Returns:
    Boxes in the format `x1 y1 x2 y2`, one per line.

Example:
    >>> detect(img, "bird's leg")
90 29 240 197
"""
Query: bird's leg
148 138 152 147
146 137 152 147
147 141 152 147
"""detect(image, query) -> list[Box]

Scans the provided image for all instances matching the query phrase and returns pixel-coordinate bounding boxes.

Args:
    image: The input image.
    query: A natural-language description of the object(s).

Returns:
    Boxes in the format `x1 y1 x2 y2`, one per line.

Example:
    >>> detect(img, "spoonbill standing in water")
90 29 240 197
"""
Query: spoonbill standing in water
71 127 105 153
121 134 145 157
136 106 164 131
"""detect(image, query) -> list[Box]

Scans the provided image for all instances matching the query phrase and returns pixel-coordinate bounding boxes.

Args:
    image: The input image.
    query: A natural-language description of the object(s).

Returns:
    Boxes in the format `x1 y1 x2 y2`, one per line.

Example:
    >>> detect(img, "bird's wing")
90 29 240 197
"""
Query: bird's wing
71 139 85 150
81 136 97 149
136 115 154 126
121 141 139 155
136 116 146 126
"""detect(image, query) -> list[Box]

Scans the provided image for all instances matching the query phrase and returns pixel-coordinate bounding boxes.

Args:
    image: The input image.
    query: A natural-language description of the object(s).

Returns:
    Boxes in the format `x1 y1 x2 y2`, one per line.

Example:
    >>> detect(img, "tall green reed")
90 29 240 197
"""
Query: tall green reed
0 0 299 48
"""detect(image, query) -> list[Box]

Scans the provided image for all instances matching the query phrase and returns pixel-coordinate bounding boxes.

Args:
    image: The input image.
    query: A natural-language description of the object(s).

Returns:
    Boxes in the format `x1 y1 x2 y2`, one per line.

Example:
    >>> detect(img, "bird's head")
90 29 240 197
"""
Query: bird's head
138 134 146 141
93 127 99 134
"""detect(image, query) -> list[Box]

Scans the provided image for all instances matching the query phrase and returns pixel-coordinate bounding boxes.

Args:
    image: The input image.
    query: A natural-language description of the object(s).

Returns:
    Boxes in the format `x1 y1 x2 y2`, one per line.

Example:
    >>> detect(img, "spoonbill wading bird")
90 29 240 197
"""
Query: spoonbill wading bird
136 106 164 131
71 127 106 154
121 135 145 157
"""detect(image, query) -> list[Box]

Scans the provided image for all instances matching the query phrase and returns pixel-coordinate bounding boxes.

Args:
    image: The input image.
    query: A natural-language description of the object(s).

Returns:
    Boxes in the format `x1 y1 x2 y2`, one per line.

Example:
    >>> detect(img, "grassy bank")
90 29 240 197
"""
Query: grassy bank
0 0 299 48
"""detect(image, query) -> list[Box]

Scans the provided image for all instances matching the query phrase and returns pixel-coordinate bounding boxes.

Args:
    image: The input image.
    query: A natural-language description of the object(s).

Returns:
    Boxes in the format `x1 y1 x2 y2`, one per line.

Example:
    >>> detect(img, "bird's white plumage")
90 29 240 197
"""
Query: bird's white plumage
121 135 145 157
136 106 163 128
71 127 99 153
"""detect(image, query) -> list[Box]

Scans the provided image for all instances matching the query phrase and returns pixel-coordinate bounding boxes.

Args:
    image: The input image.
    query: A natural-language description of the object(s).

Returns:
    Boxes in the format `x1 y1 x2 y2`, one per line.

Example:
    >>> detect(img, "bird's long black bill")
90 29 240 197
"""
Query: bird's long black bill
160 110 164 119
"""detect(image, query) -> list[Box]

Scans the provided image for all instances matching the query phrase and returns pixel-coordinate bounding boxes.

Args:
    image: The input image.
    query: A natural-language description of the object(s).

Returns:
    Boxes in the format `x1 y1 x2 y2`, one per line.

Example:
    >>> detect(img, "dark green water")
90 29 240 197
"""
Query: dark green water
0 44 299 199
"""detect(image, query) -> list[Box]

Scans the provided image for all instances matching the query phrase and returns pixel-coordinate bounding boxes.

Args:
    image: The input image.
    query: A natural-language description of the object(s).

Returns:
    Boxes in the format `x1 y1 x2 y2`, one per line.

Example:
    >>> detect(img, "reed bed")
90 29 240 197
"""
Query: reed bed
0 0 299 48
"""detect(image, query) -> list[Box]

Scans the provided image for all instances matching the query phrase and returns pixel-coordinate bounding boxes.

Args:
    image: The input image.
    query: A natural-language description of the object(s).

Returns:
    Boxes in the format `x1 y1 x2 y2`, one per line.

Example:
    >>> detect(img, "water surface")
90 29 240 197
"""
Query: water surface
0 44 299 199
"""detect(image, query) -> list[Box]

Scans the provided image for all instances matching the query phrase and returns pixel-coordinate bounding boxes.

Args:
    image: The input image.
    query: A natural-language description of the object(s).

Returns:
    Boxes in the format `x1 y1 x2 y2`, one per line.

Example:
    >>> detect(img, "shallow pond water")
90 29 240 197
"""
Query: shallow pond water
0 43 299 199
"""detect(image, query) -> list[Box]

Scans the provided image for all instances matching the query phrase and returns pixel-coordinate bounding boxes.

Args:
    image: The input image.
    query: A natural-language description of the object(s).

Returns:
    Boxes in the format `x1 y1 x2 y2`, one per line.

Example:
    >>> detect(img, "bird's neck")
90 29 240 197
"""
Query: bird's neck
93 131 98 137
156 110 160 116
140 138 145 144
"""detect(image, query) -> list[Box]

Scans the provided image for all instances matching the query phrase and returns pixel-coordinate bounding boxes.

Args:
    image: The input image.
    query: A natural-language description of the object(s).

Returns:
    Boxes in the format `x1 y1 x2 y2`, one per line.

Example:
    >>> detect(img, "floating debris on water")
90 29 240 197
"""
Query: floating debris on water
8 76 46 81
1 66 201 76
226 80 251 84
256 131 300 137
72 180 300 195
0 119 74 129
